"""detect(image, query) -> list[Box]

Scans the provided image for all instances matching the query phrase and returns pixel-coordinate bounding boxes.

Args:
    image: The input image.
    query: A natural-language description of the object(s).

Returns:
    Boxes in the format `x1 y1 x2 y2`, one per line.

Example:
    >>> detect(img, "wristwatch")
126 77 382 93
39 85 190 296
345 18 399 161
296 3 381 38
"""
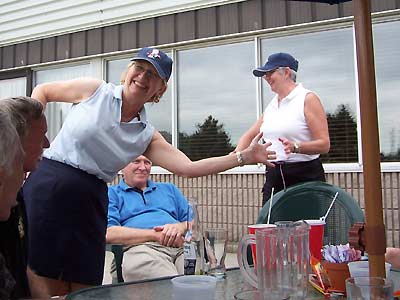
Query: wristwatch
293 142 300 154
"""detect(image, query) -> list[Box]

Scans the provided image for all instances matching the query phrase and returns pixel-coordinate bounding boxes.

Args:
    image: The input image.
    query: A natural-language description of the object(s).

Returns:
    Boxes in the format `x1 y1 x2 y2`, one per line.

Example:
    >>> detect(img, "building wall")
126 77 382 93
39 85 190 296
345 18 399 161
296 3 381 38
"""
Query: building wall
1 0 399 71
111 171 400 249
0 0 247 47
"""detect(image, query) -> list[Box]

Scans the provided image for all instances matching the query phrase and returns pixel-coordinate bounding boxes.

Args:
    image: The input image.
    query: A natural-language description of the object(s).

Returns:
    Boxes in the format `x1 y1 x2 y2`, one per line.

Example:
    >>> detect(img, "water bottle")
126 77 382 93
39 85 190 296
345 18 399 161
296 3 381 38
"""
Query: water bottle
183 198 205 275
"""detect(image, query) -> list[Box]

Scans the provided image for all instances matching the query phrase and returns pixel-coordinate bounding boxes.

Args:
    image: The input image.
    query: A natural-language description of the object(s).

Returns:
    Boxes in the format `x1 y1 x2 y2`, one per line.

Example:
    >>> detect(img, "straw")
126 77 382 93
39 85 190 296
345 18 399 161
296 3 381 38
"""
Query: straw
320 191 339 222
267 187 275 224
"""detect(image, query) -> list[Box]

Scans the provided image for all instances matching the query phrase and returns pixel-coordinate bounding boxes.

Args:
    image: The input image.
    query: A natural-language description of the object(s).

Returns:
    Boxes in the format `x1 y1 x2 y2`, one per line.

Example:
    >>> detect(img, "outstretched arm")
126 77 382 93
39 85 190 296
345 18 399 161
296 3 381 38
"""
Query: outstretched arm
144 131 274 177
31 78 103 109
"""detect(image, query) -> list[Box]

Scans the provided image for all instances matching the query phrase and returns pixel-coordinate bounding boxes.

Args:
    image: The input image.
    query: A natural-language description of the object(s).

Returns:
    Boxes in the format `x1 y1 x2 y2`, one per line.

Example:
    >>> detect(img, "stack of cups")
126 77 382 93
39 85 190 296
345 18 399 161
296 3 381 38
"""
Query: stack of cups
247 224 276 266
304 219 325 261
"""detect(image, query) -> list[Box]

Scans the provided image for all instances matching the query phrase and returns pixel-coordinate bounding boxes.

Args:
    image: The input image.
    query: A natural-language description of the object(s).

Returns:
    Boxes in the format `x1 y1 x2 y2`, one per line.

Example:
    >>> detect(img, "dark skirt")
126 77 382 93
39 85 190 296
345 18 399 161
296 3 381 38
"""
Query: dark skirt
22 158 108 285
262 158 325 206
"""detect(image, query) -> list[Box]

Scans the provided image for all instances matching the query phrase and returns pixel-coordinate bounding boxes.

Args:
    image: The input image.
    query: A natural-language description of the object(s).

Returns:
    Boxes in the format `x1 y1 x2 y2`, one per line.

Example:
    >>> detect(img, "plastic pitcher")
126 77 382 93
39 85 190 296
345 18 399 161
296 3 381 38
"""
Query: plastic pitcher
237 221 310 300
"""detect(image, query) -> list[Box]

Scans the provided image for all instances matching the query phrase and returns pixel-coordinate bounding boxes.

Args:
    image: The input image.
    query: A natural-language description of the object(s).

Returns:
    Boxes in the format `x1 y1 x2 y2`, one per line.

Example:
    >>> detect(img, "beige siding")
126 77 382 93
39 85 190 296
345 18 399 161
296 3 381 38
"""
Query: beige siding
0 0 246 46
110 172 400 250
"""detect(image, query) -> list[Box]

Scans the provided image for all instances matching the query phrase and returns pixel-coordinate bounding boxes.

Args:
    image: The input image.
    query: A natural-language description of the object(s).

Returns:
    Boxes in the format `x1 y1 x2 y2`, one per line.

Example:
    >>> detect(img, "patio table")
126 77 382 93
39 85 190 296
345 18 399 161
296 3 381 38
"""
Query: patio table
65 267 400 300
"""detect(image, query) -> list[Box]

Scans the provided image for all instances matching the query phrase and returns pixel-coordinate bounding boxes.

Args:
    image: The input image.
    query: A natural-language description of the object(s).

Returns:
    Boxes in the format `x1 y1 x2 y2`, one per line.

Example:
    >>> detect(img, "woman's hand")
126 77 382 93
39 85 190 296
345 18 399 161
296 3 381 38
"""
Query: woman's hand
241 132 276 167
279 137 296 155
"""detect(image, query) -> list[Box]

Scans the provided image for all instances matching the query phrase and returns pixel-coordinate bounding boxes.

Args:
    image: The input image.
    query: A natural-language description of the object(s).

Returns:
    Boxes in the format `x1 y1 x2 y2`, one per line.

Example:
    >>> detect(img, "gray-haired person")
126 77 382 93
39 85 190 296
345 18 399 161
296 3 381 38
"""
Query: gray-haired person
0 111 24 221
0 111 25 299
234 52 330 206
0 96 49 300
0 96 49 171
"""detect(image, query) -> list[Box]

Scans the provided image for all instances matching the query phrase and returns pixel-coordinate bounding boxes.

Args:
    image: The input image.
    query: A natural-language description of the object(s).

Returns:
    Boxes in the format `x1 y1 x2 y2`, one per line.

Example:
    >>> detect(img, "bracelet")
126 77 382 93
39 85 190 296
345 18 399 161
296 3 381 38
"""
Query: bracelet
293 142 301 154
236 151 244 167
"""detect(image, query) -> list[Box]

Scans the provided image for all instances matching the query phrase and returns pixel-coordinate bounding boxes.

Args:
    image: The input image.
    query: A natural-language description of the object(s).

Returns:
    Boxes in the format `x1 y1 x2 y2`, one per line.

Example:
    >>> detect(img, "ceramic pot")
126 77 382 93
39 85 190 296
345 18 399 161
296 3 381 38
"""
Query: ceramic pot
321 261 351 293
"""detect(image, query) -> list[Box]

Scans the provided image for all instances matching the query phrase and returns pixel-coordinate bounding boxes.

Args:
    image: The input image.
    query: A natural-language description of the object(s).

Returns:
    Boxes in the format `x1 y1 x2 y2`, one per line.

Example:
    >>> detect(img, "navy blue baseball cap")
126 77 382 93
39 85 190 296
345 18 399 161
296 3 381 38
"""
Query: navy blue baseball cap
132 47 173 82
253 52 299 77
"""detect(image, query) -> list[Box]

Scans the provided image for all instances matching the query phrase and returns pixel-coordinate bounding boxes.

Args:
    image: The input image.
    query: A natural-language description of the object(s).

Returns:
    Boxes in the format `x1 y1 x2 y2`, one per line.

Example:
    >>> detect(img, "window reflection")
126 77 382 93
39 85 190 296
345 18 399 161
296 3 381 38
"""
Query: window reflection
177 42 257 160
373 21 400 161
35 64 91 142
107 57 173 143
260 28 358 163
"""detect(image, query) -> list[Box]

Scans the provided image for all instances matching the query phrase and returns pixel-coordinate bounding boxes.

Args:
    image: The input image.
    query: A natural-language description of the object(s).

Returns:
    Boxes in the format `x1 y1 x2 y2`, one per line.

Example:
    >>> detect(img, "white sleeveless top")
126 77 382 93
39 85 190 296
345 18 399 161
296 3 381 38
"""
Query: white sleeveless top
260 83 319 163
44 82 155 182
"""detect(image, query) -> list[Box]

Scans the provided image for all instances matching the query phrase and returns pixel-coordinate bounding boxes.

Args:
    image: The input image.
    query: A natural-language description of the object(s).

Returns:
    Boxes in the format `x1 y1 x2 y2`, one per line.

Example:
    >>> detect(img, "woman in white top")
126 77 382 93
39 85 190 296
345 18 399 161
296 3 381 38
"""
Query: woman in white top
234 52 330 206
22 47 274 298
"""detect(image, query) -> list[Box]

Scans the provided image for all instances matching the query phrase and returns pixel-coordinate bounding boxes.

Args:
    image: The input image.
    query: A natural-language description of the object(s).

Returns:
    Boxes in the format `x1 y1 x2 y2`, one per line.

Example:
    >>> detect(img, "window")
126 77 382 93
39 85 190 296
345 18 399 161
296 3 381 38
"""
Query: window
176 42 257 160
373 20 400 161
0 77 26 99
260 28 358 163
35 64 91 141
107 56 173 143
25 17 400 172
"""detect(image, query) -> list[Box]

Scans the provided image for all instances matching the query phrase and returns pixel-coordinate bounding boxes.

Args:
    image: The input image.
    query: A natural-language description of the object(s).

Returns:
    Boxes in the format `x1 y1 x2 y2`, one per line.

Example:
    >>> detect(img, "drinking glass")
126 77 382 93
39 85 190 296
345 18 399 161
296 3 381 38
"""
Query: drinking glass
345 277 393 300
204 227 228 279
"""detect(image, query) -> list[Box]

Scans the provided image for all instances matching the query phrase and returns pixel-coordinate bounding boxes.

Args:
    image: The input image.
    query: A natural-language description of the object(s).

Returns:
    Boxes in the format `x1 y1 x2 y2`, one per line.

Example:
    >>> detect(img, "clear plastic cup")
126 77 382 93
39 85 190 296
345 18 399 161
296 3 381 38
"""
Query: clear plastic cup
346 277 393 300
347 261 391 279
171 275 217 300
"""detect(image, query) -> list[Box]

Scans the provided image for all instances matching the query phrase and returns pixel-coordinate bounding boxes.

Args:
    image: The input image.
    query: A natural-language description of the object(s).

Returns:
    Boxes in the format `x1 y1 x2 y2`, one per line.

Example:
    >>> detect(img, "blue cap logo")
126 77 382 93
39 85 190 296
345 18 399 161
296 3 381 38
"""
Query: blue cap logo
146 49 161 59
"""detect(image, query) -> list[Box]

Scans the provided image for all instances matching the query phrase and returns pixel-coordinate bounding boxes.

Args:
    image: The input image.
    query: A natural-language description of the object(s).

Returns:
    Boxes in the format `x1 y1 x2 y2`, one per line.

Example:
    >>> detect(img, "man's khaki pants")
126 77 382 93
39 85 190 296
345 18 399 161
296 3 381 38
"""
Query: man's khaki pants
112 242 183 282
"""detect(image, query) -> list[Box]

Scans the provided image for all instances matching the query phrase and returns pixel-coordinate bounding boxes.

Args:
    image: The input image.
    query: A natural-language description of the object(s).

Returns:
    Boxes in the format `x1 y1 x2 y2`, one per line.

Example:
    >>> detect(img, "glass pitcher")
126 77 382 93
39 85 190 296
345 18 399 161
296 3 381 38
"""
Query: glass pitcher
237 221 310 300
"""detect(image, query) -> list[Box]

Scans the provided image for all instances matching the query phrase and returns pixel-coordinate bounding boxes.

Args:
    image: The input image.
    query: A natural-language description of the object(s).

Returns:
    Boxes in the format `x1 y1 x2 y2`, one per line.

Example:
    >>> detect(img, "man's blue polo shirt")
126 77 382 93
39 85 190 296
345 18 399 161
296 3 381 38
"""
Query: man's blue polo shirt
107 179 190 229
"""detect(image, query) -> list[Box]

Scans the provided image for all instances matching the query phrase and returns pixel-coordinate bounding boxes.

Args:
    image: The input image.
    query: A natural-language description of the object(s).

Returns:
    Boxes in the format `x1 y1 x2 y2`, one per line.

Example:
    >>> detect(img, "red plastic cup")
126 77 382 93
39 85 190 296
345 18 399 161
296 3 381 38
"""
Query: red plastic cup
305 219 325 261
247 224 276 266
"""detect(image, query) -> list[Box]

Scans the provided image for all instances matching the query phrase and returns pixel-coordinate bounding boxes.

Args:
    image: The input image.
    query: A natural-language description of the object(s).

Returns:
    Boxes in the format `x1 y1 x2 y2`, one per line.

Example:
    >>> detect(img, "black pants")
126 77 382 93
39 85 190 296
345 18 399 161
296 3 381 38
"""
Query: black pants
261 158 325 206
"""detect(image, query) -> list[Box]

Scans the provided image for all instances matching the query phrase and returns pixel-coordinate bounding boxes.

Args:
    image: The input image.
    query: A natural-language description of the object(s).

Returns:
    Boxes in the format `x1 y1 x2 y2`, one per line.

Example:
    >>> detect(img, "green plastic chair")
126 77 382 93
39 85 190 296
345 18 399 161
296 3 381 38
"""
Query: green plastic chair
106 244 124 283
257 181 365 245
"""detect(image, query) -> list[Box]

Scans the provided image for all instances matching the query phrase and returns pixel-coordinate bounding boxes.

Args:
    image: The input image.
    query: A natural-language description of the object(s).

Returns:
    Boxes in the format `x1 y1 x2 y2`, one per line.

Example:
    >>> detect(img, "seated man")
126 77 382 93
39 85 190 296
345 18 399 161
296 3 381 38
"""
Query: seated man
106 155 190 282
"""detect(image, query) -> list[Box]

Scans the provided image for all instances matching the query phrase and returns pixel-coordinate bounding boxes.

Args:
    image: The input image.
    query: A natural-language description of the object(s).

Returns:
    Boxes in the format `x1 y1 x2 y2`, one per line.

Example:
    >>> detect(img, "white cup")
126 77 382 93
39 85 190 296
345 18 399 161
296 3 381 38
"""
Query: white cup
347 261 391 279
171 275 217 300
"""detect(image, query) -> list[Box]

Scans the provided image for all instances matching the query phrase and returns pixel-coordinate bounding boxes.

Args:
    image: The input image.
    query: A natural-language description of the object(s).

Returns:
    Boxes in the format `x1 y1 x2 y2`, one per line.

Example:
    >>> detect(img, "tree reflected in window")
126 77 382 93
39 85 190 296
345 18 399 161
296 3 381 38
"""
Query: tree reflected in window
321 104 357 163
179 115 235 161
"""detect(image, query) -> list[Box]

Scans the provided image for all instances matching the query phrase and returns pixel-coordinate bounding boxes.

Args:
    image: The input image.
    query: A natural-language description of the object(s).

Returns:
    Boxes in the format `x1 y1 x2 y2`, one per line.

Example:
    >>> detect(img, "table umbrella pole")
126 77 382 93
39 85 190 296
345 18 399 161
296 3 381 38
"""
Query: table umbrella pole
353 0 386 278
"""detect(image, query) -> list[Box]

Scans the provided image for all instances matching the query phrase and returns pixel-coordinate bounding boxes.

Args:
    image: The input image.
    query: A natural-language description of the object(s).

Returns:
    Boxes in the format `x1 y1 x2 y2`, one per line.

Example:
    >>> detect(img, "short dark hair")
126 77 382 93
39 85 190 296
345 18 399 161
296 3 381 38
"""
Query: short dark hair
0 96 44 140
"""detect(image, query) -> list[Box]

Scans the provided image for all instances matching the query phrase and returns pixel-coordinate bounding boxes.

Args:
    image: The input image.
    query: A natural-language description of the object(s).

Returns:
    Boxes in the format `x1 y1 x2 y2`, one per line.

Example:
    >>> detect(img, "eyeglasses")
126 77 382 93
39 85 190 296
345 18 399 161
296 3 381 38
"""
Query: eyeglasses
132 63 161 81
263 68 279 78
